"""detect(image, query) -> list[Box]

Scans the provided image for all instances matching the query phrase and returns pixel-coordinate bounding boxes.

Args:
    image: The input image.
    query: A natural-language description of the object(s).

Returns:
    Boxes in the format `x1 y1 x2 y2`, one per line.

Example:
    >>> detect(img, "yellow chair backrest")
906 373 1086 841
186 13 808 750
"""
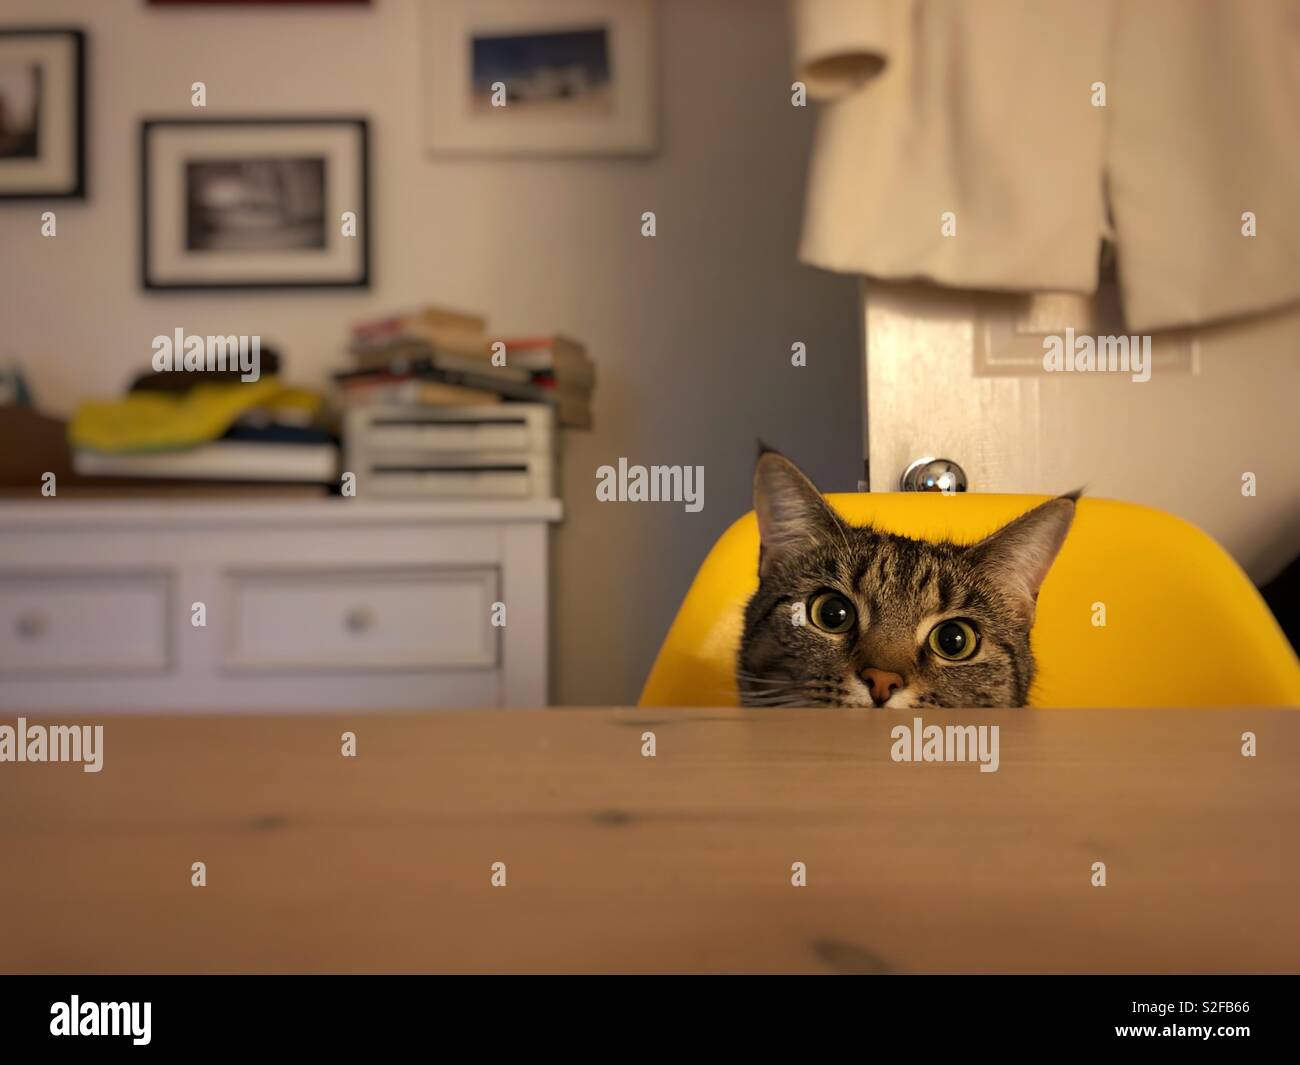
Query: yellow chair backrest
639 493 1300 708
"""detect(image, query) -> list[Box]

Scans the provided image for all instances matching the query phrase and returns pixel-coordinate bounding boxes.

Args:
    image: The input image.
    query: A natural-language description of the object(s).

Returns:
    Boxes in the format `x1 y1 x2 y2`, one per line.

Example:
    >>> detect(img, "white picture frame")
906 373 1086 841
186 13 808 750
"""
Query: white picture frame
140 117 371 290
423 0 656 156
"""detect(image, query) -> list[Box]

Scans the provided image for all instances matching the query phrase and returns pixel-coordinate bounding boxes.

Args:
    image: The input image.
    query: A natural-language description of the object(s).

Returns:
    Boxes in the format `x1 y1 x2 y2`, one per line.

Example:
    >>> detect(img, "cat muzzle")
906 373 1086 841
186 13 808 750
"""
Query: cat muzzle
861 668 905 707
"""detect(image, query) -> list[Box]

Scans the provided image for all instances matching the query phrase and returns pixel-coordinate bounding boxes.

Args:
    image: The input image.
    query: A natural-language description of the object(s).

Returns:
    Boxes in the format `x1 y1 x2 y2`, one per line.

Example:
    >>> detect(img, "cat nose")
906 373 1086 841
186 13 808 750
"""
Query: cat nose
861 668 904 705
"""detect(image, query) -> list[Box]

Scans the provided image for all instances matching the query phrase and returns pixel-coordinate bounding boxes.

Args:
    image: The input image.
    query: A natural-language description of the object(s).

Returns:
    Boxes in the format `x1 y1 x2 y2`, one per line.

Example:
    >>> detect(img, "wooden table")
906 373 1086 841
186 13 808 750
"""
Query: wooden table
1 708 1296 974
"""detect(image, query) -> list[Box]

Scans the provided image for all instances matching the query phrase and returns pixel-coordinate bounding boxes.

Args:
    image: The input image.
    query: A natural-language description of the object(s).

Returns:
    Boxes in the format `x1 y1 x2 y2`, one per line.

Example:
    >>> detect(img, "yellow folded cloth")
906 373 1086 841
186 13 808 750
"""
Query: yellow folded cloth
69 380 320 453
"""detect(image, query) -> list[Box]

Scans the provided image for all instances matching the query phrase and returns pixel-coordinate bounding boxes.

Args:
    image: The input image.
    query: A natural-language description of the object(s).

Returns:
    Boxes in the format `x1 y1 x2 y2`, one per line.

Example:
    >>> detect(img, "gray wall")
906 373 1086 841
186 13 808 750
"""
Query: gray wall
0 0 862 704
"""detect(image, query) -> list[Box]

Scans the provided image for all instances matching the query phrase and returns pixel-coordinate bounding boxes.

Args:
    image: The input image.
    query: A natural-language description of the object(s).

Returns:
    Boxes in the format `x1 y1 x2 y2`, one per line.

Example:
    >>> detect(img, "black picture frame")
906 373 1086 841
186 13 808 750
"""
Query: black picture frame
0 27 86 200
140 116 371 291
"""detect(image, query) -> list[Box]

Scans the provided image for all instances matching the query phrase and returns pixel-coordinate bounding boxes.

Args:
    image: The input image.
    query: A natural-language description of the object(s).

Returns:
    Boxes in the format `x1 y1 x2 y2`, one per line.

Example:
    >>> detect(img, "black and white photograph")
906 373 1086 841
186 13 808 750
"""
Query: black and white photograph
470 26 612 115
141 118 368 289
185 157 328 252
425 0 654 155
0 28 84 198
0 63 40 158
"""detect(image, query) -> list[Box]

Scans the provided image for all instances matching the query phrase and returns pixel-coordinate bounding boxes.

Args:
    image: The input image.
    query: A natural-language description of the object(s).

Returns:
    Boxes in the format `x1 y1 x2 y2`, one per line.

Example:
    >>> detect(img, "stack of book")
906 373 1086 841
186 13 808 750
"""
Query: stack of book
500 334 595 432
336 306 595 430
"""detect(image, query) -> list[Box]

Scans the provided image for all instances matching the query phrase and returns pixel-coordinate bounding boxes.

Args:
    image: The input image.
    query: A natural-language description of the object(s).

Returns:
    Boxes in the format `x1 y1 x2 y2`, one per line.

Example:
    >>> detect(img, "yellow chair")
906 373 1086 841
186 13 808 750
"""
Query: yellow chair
639 494 1300 708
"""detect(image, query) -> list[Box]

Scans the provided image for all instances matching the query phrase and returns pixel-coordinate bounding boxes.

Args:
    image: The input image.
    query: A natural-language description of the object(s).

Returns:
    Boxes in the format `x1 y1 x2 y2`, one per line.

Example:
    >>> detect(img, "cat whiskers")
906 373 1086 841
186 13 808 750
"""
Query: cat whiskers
733 671 802 687
740 692 822 708
734 680 815 707
735 672 847 708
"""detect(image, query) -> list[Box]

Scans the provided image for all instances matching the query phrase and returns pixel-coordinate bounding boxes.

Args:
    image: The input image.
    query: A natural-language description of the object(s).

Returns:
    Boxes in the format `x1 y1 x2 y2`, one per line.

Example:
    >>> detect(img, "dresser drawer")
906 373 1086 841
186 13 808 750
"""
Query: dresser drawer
221 566 499 672
0 571 171 675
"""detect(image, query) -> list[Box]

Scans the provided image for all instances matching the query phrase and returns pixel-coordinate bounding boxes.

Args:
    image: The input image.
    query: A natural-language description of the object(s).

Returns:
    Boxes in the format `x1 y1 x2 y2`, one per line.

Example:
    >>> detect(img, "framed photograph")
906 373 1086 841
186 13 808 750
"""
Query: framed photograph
0 28 85 199
424 0 655 156
141 117 370 290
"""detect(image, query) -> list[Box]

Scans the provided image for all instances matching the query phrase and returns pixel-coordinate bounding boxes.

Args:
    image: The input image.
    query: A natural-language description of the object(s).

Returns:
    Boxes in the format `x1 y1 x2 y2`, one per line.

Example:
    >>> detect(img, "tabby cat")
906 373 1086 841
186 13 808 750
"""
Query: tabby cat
737 450 1077 708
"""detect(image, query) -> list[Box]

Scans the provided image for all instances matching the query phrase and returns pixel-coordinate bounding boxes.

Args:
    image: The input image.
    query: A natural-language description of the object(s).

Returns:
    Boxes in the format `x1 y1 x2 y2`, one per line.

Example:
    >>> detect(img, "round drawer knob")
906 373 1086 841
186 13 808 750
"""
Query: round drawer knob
900 457 968 494
16 612 48 639
344 607 374 634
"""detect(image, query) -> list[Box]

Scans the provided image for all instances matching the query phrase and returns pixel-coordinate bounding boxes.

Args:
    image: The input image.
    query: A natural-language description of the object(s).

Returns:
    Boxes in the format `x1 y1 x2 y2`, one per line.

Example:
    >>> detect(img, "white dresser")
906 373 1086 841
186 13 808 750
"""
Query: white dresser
0 498 561 711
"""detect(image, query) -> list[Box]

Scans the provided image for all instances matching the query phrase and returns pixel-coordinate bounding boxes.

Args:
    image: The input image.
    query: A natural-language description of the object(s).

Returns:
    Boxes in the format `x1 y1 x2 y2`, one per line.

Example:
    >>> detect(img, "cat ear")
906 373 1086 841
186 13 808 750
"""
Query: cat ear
753 450 842 577
969 493 1078 611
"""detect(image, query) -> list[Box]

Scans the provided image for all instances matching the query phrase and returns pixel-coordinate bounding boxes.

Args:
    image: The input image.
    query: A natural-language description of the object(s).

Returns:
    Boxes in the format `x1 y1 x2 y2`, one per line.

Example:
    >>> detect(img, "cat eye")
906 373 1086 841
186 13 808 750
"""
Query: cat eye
809 592 856 634
928 619 979 661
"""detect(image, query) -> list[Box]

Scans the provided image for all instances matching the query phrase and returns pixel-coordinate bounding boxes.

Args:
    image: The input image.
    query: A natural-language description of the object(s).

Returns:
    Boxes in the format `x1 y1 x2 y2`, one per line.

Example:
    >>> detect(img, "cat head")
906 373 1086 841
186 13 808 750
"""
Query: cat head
738 450 1076 708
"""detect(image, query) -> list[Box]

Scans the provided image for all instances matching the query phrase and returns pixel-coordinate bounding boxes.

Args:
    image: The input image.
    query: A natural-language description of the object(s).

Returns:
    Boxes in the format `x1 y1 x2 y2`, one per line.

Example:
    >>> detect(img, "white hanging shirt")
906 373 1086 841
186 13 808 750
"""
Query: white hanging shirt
793 0 1300 332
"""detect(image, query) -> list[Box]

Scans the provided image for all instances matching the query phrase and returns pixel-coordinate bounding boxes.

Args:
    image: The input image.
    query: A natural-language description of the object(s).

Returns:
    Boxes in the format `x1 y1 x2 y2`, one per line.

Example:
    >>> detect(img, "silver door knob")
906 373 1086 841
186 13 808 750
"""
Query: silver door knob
900 457 968 493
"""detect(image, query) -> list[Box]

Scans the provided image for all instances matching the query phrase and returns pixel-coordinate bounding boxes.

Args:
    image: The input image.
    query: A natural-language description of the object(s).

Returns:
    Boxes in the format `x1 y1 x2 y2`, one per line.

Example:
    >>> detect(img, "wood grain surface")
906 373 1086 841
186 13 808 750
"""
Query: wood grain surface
1 707 1296 974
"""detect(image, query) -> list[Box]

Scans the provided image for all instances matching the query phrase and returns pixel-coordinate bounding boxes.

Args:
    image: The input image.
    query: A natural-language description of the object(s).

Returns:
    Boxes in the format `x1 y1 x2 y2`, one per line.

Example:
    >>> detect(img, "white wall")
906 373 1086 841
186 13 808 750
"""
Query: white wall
0 0 864 705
